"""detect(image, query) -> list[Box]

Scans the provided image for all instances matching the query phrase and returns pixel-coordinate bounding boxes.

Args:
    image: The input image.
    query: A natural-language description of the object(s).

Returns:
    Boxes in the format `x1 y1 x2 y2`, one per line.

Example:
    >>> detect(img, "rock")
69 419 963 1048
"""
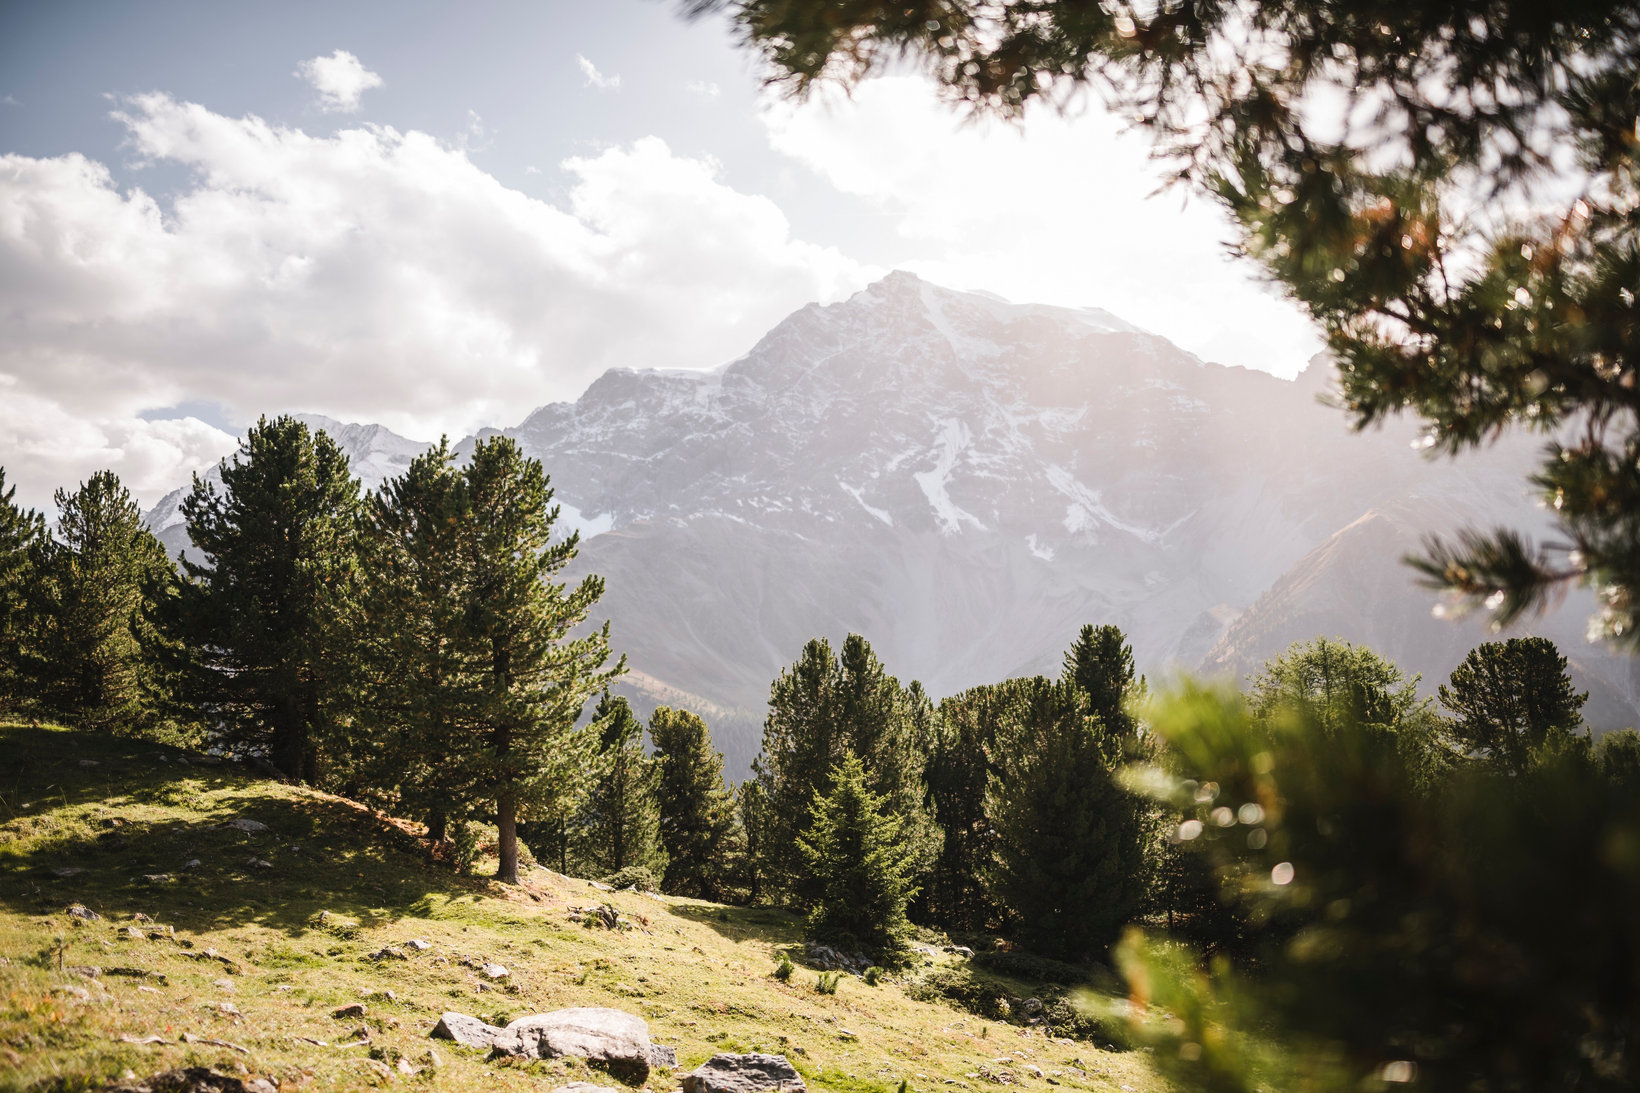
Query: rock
944 945 974 958
395 1059 417 1077
223 819 267 833
246 859 273 869
369 947 408 962
405 939 431 951
67 903 101 921
490 1007 653 1079
124 926 145 940
682 1053 807 1093
142 874 174 884
1020 998 1044 1017
105 967 167 984
218 1002 241 1017
650 1044 679 1069
182 860 202 871
53 867 86 878
132 913 154 923
333 1003 368 1019
480 962 509 980
804 942 870 975
430 1011 504 1050
68 965 101 979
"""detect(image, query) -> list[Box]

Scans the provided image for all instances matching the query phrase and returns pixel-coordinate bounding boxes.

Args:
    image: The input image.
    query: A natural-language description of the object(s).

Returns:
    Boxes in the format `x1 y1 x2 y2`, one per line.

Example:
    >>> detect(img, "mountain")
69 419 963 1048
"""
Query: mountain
147 272 1640 771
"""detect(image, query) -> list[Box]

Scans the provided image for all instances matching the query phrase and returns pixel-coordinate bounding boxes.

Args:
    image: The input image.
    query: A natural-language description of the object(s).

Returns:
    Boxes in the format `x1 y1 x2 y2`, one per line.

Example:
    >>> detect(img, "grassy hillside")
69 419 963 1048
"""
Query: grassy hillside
0 725 1165 1093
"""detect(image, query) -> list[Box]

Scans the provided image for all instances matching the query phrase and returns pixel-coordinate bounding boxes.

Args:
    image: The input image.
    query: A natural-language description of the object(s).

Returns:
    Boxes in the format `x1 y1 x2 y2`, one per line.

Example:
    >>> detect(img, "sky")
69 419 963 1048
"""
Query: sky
0 0 1326 513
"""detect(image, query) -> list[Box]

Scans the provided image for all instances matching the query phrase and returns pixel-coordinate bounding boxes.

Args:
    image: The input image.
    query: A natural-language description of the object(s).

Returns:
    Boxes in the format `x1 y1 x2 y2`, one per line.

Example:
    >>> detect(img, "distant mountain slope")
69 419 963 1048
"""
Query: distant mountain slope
148 273 1640 771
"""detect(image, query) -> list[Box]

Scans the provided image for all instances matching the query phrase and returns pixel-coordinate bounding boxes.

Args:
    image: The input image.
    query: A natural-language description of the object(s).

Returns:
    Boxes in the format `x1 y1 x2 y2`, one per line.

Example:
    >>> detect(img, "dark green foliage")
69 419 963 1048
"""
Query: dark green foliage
1601 728 1640 791
734 778 768 904
0 468 47 711
650 705 737 899
772 952 794 981
603 864 660 891
1439 637 1589 774
814 970 842 994
1122 682 1640 1092
349 438 484 835
576 694 666 878
20 471 175 732
797 751 919 959
1063 624 1141 736
695 0 1640 648
983 676 1144 961
1249 637 1450 789
754 634 939 902
177 416 361 783
446 436 623 885
922 685 1006 929
863 965 884 986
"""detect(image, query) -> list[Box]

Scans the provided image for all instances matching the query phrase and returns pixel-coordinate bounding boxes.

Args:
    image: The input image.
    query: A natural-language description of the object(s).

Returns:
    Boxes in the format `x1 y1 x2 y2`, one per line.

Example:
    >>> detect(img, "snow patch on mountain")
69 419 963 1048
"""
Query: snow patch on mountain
913 418 986 535
840 481 894 527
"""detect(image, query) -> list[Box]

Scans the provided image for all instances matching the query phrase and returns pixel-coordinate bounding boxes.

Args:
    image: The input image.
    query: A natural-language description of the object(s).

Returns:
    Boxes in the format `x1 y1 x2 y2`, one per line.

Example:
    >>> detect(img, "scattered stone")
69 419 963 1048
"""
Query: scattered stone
141 874 174 884
804 942 871 975
181 950 240 974
480 962 509 980
118 1034 169 1045
682 1053 807 1093
943 945 974 958
369 947 408 962
222 818 267 833
333 1003 368 1019
178 1032 250 1055
651 1044 679 1069
423 1048 441 1069
69 965 102 979
430 1011 504 1050
362 1059 393 1081
366 989 397 1002
67 903 101 921
182 859 202 871
1024 1066 1044 1079
213 979 234 991
55 984 92 1002
106 967 167 984
124 926 146 940
405 939 431 951
490 1007 653 1080
395 1059 418 1077
53 867 86 878
131 913 154 923
217 1002 241 1017
1020 999 1043 1017
246 859 273 869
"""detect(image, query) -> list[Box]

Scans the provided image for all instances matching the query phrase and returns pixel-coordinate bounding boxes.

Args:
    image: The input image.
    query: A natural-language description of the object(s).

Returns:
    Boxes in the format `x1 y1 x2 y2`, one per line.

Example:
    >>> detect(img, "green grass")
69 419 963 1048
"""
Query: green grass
0 724 1167 1093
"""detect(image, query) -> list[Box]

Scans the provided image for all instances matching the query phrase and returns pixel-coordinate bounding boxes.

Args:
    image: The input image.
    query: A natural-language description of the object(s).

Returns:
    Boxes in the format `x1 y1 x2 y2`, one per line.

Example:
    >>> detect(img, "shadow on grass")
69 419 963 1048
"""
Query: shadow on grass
0 723 490 938
668 900 805 949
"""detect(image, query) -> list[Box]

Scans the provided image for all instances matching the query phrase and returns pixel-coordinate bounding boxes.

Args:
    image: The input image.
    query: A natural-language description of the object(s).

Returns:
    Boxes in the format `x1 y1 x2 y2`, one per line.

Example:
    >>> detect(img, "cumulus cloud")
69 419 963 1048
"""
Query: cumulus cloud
687 80 721 98
577 55 620 91
761 78 1324 376
296 50 383 113
0 94 867 510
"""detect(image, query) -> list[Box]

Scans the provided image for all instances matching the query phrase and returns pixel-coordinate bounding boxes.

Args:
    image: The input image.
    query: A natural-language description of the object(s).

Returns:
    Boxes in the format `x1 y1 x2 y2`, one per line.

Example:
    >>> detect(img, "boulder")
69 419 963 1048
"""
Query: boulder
222 819 267 833
682 1054 807 1093
650 1044 679 1069
431 1012 504 1050
491 1007 652 1079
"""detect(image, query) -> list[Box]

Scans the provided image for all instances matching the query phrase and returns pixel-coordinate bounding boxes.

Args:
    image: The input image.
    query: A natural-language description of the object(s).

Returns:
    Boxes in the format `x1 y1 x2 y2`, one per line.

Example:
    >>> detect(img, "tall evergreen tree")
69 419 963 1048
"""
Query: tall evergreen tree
177 416 360 782
651 705 737 899
1063 623 1141 735
754 633 938 901
798 751 920 958
924 682 1010 929
984 675 1146 961
0 468 45 713
350 439 485 838
461 436 623 885
575 694 665 878
21 471 174 731
735 778 767 905
1439 637 1589 775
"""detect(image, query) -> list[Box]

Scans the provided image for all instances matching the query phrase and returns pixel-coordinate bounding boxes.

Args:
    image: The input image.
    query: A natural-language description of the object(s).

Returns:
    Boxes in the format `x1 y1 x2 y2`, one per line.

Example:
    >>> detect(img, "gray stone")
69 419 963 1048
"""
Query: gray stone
650 1044 679 1069
66 903 100 920
491 1007 652 1079
405 938 431 951
223 818 267 833
480 962 509 979
431 1011 504 1051
683 1054 807 1093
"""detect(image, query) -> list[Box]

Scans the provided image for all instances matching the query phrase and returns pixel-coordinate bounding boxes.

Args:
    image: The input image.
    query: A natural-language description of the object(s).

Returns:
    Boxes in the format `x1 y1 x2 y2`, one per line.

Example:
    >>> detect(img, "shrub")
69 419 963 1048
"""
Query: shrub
864 965 885 986
773 953 795 981
603 865 659 892
815 970 842 995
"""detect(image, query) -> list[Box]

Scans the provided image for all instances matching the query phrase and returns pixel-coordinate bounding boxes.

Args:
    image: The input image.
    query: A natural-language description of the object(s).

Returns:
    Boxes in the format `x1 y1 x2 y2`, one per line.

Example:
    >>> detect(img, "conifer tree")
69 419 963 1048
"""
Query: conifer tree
350 439 485 838
923 682 1010 929
755 633 938 901
1439 637 1589 775
735 778 768 904
177 416 360 782
1064 623 1141 736
575 694 665 879
651 705 737 899
984 676 1145 961
0 468 45 712
460 436 623 885
798 751 919 958
21 471 174 731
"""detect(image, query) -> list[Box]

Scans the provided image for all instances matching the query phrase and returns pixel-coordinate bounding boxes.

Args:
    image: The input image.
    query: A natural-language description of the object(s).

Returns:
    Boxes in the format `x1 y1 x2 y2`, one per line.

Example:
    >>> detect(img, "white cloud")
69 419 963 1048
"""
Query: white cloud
577 55 621 91
296 50 382 113
0 94 868 511
761 78 1325 376
687 80 721 98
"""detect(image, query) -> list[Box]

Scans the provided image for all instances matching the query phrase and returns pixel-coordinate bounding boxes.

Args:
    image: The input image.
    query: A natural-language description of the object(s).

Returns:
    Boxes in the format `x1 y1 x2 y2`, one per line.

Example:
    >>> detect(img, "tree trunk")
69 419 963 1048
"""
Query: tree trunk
427 809 448 844
496 789 519 885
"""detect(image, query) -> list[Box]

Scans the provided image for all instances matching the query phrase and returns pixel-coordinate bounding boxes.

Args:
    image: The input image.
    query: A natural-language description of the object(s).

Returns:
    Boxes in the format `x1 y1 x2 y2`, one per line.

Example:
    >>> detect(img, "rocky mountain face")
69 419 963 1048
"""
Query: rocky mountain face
147 272 1640 772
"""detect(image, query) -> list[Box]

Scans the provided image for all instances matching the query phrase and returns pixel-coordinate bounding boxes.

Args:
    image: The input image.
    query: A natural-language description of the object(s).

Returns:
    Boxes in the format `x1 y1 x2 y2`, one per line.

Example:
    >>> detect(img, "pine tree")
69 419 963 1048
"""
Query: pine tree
1063 623 1141 736
984 676 1145 961
651 705 737 899
1439 637 1589 775
21 471 174 731
461 436 623 885
177 416 360 782
797 751 919 959
754 633 938 901
350 439 485 838
923 682 1009 929
0 468 45 713
575 694 665 879
734 778 768 905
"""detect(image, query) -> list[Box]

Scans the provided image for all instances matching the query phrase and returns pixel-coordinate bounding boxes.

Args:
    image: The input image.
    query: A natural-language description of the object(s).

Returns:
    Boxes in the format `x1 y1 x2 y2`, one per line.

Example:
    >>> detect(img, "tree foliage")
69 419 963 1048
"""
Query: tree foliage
691 0 1640 648
651 704 738 899
21 472 175 731
576 694 666 878
798 750 920 958
178 416 361 782
1439 636 1589 774
0 468 45 712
